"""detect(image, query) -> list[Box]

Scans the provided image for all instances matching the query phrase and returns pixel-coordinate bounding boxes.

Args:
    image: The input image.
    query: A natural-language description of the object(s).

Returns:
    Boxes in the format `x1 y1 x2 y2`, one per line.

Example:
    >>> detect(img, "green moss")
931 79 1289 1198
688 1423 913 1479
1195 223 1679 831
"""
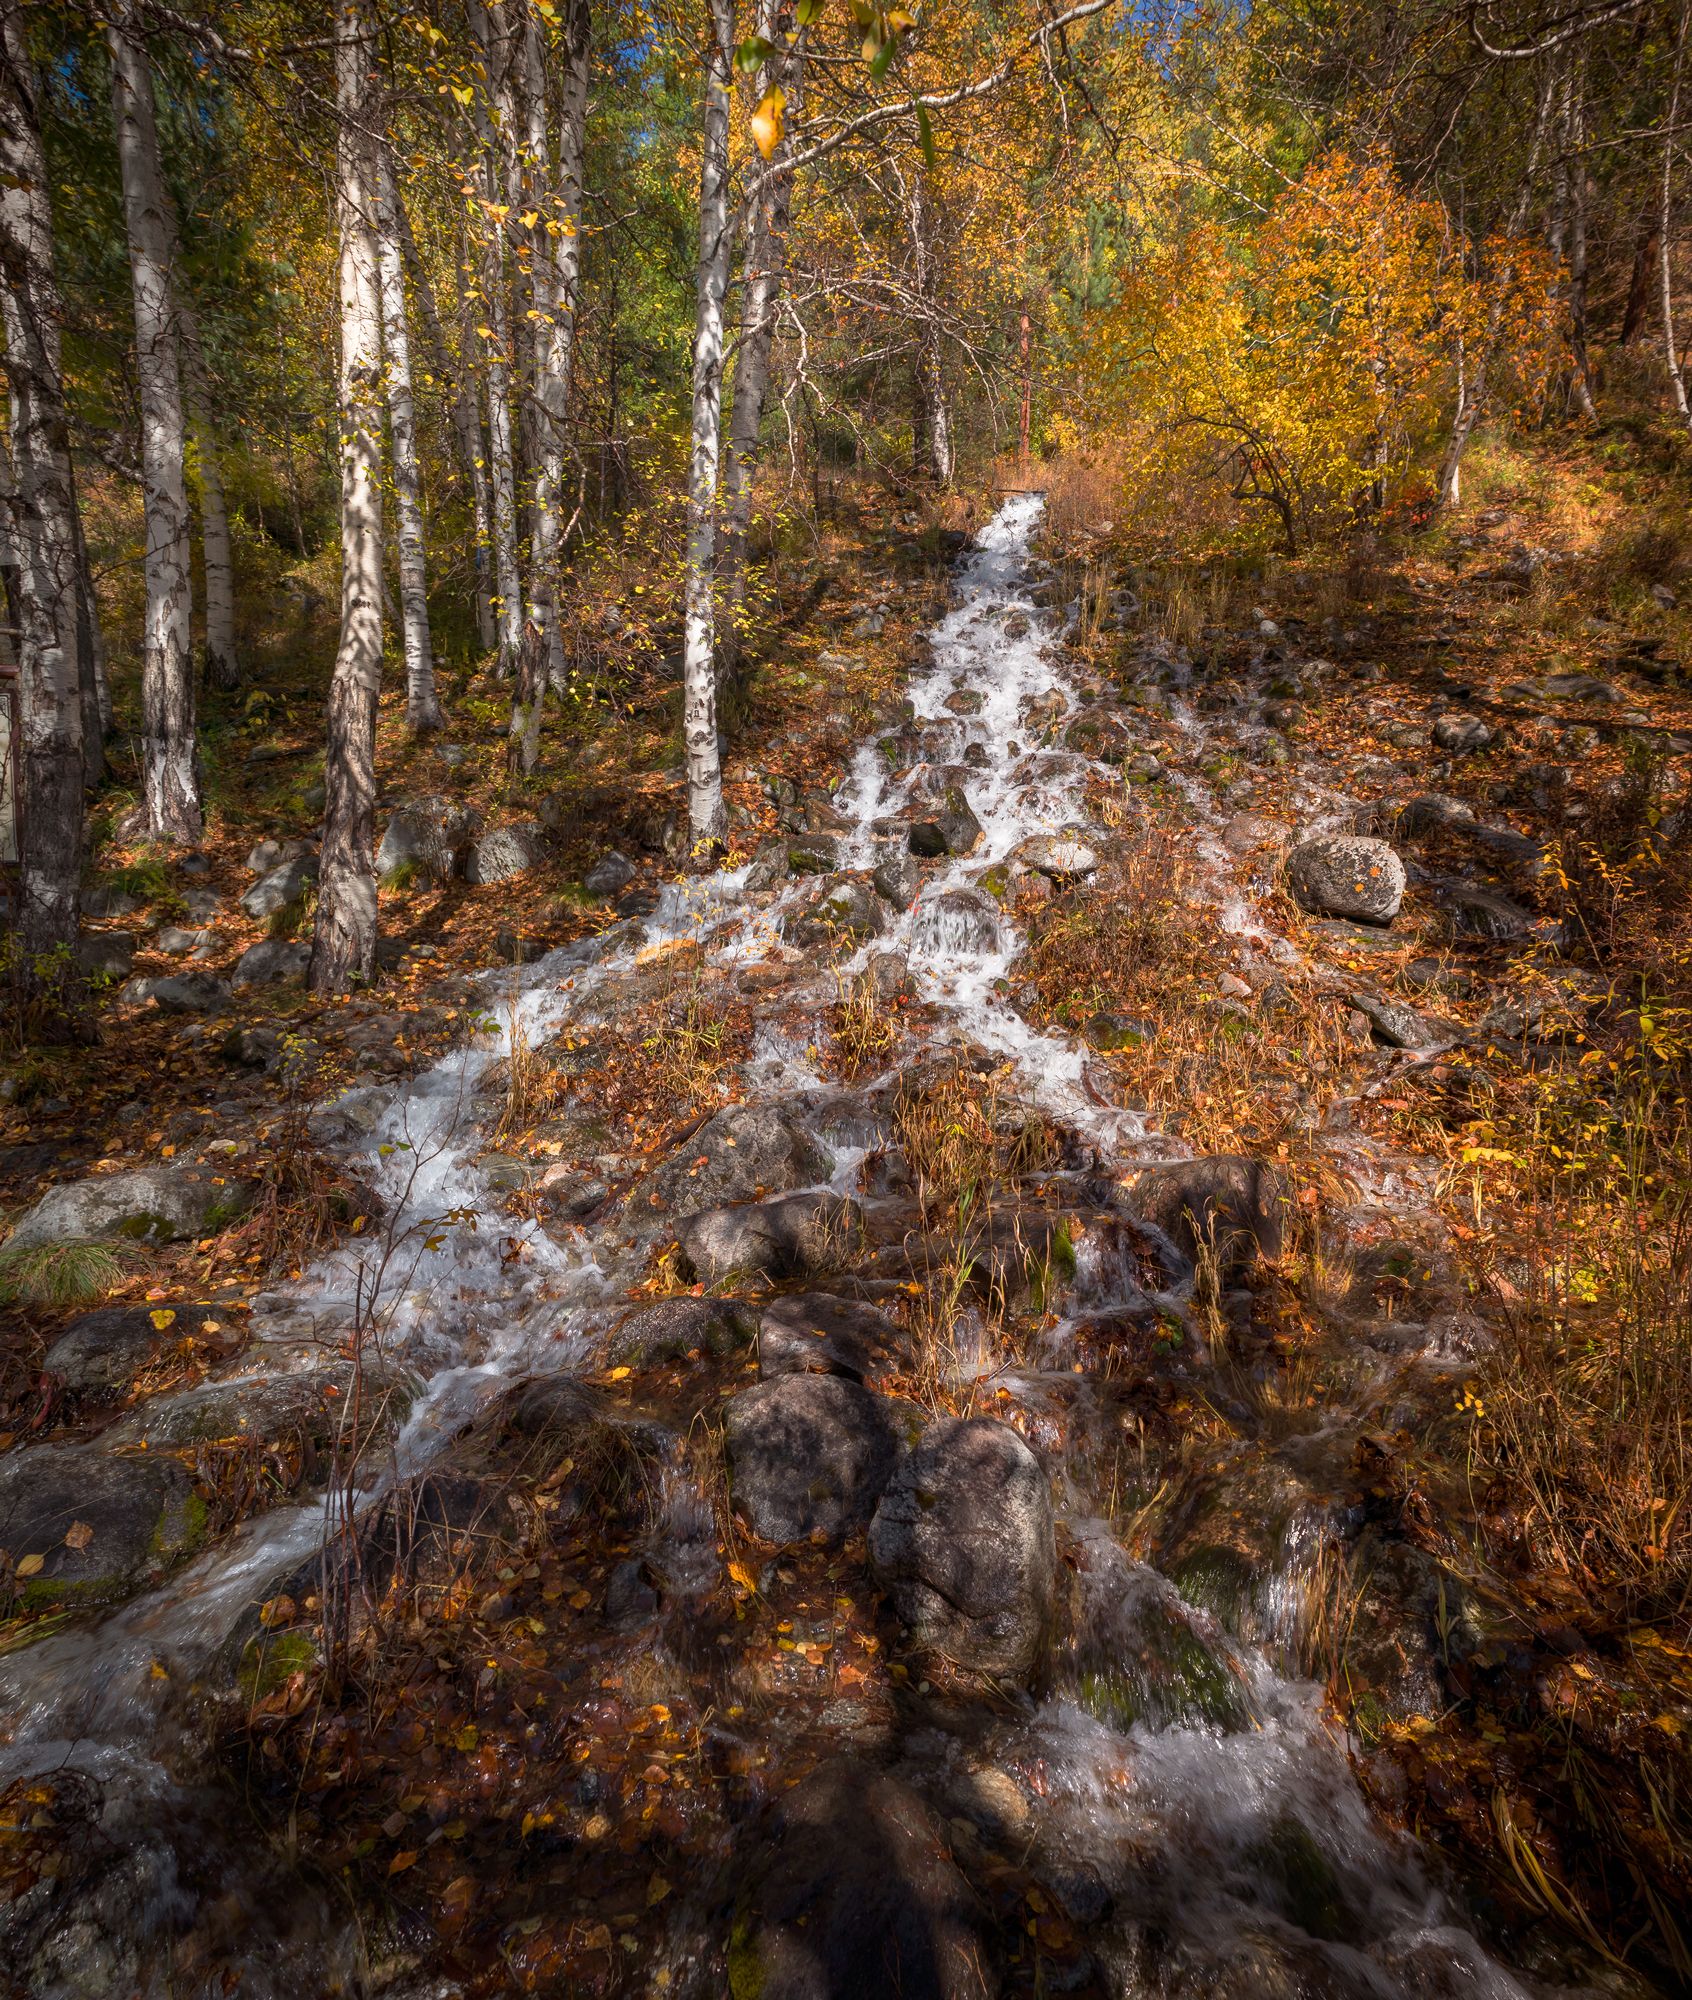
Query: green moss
1078 1602 1249 1733
1244 1814 1354 1943
981 865 1010 904
239 1627 319 1702
1169 1544 1260 1632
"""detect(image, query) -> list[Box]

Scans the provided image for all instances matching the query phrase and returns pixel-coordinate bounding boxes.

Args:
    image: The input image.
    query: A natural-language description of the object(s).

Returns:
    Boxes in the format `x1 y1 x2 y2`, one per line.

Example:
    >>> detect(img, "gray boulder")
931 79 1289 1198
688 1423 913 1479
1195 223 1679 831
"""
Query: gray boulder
1431 714 1495 755
724 1373 906 1543
1445 883 1537 942
1010 831 1101 879
872 840 924 910
6 1164 243 1249
153 925 209 957
786 832 840 875
465 822 544 885
240 853 318 920
870 1416 1055 1679
678 1192 860 1283
1349 991 1455 1051
245 836 309 876
75 932 136 981
1122 1154 1287 1277
793 875 885 944
758 1293 913 1384
0 1443 205 1604
651 1100 833 1208
1285 834 1406 924
608 1295 757 1366
43 1306 176 1392
582 849 636 900
907 769 983 857
1541 672 1616 703
911 886 1002 957
126 971 231 1014
377 796 478 881
231 938 311 989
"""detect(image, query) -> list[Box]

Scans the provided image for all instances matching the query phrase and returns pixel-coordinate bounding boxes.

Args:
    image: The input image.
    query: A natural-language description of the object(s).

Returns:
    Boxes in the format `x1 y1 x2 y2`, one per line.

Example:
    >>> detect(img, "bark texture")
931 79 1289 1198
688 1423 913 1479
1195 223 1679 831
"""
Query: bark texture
182 305 238 687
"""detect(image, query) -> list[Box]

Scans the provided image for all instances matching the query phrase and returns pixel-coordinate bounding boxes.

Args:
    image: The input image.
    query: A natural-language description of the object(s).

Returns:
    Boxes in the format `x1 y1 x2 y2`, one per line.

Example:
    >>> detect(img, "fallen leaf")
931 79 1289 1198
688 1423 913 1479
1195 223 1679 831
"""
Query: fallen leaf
15 1553 45 1578
62 1521 93 1551
387 1849 419 1875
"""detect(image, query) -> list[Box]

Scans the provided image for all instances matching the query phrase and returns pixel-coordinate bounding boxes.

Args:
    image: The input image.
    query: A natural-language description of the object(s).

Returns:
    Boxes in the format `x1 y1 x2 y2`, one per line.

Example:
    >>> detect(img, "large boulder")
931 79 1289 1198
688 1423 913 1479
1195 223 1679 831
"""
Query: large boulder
792 875 885 945
376 796 478 881
1285 834 1405 924
240 853 318 920
465 822 544 885
75 932 136 981
582 849 636 900
245 836 310 876
0 1443 206 1605
651 1101 833 1209
1121 1154 1287 1277
6 1165 244 1249
730 1762 996 2000
872 840 924 911
869 1416 1055 1679
906 768 983 857
43 1306 178 1392
724 1374 906 1544
607 1295 757 1366
678 1192 860 1284
125 971 232 1014
758 1293 913 1385
1010 831 1101 880
231 939 310 989
911 886 1003 957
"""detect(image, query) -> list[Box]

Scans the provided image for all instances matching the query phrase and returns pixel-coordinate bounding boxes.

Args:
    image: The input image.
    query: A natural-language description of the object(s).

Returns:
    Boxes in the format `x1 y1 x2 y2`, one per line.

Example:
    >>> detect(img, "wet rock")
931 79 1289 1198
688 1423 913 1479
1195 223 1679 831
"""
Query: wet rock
911 886 1002 956
1403 957 1474 998
240 853 318 920
1443 883 1536 942
604 1557 659 1628
0 1443 205 1604
43 1306 176 1392
650 1101 833 1208
377 797 479 881
861 948 914 1003
7 1163 244 1249
758 1293 913 1384
907 770 983 856
1431 714 1495 754
581 849 636 900
1285 834 1405 925
466 822 545 885
795 874 885 943
1064 707 1135 760
1540 672 1616 703
944 688 985 715
223 1024 282 1069
732 1761 996 2000
1122 1155 1287 1275
678 1192 861 1283
745 836 791 892
608 1294 757 1365
1011 832 1100 879
1347 991 1455 1051
244 835 309 876
786 831 841 875
1222 813 1288 856
870 1416 1055 1678
75 932 136 981
1085 1010 1152 1051
231 938 310 988
724 1373 905 1543
106 1366 399 1457
872 841 924 910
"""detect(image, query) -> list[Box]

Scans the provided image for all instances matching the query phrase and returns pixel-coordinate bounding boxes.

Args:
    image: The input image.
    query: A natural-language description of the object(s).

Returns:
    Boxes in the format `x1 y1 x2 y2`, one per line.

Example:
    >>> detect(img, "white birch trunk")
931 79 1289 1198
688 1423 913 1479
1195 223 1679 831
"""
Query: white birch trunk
376 149 441 731
681 0 736 853
310 0 385 995
1662 0 1692 430
181 305 238 687
107 0 200 842
0 0 85 971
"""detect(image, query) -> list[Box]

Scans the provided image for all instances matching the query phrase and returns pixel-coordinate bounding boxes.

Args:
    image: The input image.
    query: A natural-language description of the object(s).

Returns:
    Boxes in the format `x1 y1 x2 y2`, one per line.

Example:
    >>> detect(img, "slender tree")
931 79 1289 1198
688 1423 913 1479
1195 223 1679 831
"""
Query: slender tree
181 306 239 687
107 0 201 840
311 0 385 995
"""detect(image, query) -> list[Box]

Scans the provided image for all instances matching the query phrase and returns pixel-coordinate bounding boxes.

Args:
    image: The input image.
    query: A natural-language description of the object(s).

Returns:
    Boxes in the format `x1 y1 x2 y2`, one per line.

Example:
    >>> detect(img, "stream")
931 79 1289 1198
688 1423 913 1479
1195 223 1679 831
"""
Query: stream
0 496 1630 1998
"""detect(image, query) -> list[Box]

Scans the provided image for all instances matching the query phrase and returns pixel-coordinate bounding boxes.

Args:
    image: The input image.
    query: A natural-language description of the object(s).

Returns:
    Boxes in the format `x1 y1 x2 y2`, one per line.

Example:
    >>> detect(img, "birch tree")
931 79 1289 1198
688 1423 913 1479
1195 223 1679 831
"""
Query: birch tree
311 0 386 995
182 306 239 688
0 0 84 977
107 0 201 842
376 149 442 731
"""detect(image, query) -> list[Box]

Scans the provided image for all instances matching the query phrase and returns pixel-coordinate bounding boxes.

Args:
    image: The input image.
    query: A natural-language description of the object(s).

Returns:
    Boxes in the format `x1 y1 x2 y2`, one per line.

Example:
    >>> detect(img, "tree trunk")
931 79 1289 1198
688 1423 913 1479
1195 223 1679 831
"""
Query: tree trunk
1566 70 1599 418
681 0 736 855
1662 0 1692 431
1018 308 1033 462
909 174 953 484
180 305 238 688
1621 220 1660 344
310 0 385 997
70 475 105 787
375 150 441 732
506 615 545 774
720 12 802 688
107 0 201 842
0 0 85 978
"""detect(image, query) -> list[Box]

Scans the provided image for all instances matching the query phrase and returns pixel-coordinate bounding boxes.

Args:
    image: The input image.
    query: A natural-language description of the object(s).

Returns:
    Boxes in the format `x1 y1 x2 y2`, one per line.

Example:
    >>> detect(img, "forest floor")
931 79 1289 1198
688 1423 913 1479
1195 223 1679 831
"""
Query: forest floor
3 425 1692 1997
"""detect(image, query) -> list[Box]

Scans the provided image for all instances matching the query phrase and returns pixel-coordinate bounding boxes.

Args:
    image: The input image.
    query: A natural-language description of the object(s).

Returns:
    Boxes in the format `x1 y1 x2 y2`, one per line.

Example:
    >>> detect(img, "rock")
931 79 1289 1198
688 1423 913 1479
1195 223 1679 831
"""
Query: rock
1444 883 1536 942
724 1374 905 1544
153 925 208 957
861 949 913 1003
786 832 840 875
75 932 136 981
907 771 983 856
223 1025 282 1069
795 875 885 943
1064 708 1134 760
608 1295 757 1365
231 939 310 989
1122 1155 1287 1275
1011 832 1100 879
870 1416 1055 1678
465 822 545 885
1222 813 1288 855
240 854 318 920
911 886 1002 956
732 1762 995 2000
43 1306 176 1392
0 1443 205 1604
1124 751 1164 782
581 850 636 900
1085 1010 1152 1051
944 688 985 715
1217 972 1252 1001
106 1367 390 1456
1348 991 1453 1050
376 797 478 881
245 835 310 876
744 837 791 892
1403 957 1474 999
651 1101 833 1208
1540 672 1616 703
872 841 924 910
1431 714 1495 754
678 1192 860 1283
83 886 141 919
128 972 232 1014
6 1164 246 1250
758 1293 913 1384
1285 834 1406 924
181 889 224 924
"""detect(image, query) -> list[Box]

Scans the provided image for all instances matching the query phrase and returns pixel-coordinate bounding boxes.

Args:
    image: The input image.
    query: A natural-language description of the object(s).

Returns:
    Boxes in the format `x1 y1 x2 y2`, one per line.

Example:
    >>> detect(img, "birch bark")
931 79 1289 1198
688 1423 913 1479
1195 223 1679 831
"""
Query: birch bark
180 305 238 687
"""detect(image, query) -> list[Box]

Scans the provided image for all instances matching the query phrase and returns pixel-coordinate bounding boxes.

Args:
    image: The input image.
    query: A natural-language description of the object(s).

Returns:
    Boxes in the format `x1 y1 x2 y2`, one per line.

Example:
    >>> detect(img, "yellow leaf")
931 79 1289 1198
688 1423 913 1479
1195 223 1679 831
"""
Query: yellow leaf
727 1558 758 1593
607 1365 631 1381
150 1309 177 1330
454 1723 478 1751
15 1553 45 1577
750 86 786 161
388 1849 419 1875
519 210 540 229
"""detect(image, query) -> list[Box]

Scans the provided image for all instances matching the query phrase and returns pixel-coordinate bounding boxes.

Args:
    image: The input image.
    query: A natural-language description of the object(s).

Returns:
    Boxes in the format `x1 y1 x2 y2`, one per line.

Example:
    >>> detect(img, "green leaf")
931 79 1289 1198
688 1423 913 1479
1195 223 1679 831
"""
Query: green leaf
735 33 775 72
917 102 935 169
795 0 824 21
868 29 897 76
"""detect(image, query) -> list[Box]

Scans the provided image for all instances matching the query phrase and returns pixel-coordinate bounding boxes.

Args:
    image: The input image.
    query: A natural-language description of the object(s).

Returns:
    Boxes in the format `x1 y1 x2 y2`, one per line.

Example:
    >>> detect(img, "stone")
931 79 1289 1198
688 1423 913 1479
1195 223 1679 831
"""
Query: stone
731 1763 995 2000
795 875 885 943
907 771 983 857
581 850 636 900
1444 883 1536 942
6 1164 246 1250
870 1416 1055 1679
911 886 1002 957
651 1101 833 1209
43 1307 175 1392
223 1025 282 1069
231 939 311 989
757 1293 913 1384
1432 713 1495 755
153 925 208 957
871 841 924 910
785 832 840 875
465 823 545 885
127 972 232 1014
181 889 224 924
677 1193 860 1284
0 1443 205 1604
376 797 478 880
1122 1154 1287 1276
82 886 141 919
744 838 791 892
1285 834 1406 924
608 1295 757 1365
244 835 310 877
107 1367 392 1455
1348 991 1454 1051
724 1374 905 1544
1085 1009 1152 1051
1222 813 1288 856
75 933 136 981
1540 672 1616 703
1010 832 1100 878
240 853 318 920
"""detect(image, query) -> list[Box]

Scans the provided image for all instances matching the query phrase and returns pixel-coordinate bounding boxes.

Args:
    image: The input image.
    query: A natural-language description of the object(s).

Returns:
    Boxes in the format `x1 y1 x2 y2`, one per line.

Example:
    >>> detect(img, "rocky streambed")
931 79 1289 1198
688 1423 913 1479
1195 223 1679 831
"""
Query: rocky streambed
0 496 1676 1997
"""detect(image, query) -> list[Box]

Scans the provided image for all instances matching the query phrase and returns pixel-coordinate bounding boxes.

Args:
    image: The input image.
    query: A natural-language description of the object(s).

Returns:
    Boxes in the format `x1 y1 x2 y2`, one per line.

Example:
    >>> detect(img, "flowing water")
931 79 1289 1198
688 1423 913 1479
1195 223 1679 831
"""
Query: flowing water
0 497 1625 1996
